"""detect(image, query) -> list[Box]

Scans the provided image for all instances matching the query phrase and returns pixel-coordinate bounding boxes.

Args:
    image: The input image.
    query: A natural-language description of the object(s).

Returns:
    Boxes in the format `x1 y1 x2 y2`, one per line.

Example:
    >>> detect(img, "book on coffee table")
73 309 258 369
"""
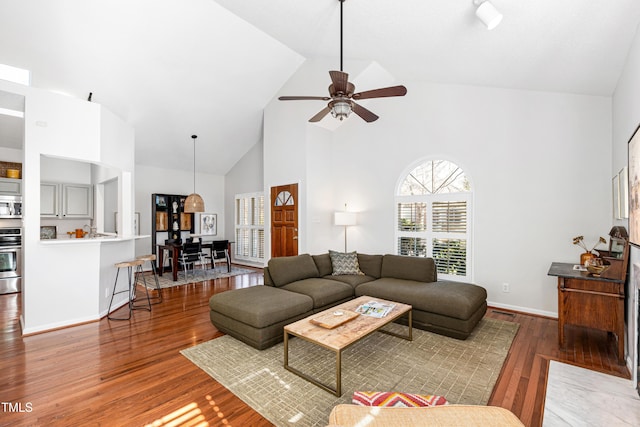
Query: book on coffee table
355 300 396 318
310 310 359 329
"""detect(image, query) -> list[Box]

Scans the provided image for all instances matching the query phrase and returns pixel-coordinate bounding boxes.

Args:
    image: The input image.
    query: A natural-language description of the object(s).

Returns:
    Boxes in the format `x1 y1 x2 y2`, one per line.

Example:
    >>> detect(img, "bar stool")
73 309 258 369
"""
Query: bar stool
136 254 162 304
107 258 152 320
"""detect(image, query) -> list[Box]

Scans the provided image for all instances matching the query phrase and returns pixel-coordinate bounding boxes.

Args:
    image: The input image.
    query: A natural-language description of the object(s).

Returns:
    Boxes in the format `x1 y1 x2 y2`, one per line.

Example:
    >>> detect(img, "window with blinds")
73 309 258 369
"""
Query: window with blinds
432 201 467 233
235 192 265 263
432 238 467 276
395 160 472 281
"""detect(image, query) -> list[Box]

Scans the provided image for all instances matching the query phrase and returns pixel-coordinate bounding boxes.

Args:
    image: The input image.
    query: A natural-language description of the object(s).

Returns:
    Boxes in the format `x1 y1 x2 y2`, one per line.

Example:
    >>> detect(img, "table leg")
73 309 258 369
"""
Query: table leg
284 330 289 367
158 248 164 276
336 350 342 397
172 246 179 281
379 310 413 341
557 278 565 348
284 332 342 396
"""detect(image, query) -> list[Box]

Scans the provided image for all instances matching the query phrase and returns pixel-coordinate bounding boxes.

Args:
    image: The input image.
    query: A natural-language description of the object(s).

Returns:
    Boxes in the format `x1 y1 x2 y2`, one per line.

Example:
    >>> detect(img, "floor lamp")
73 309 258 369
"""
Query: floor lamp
334 206 356 252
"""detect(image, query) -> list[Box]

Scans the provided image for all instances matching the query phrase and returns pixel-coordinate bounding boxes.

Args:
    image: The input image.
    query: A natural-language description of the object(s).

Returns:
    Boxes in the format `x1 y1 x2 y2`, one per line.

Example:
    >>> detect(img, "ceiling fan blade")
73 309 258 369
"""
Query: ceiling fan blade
329 71 350 95
309 106 332 122
352 85 407 100
352 102 379 123
279 96 331 101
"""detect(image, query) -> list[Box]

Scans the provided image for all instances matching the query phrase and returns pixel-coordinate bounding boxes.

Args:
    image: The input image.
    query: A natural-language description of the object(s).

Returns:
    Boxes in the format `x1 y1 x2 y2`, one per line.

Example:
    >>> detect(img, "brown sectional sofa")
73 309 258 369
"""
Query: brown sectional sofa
209 252 487 350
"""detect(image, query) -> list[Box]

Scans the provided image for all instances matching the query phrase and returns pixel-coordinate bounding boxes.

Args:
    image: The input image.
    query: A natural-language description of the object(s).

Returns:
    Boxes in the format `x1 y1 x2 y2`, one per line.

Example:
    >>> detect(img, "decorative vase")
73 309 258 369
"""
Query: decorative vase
580 251 596 266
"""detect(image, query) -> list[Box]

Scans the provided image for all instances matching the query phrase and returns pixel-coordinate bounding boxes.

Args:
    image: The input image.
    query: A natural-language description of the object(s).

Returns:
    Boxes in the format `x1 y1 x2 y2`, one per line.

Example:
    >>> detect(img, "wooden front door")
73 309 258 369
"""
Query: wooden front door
271 183 298 257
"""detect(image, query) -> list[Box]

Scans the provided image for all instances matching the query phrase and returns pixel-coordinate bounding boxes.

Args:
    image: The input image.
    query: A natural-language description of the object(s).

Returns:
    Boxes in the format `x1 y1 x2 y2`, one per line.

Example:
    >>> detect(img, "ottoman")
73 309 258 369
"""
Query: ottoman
209 285 313 350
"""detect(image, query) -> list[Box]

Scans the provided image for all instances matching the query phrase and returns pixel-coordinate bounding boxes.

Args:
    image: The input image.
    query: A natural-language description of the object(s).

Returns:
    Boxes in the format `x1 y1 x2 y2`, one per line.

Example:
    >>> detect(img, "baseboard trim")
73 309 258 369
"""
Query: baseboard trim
488 301 557 319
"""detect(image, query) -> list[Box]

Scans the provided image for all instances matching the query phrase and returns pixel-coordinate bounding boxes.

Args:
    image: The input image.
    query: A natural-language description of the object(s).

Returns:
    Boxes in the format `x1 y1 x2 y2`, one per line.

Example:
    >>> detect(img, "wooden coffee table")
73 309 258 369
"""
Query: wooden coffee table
283 295 412 396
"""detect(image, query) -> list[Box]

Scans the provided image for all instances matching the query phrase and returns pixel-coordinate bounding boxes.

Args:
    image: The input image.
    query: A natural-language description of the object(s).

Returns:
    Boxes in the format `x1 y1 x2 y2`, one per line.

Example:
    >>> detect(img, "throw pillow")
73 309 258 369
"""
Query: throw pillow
329 250 364 276
352 391 448 408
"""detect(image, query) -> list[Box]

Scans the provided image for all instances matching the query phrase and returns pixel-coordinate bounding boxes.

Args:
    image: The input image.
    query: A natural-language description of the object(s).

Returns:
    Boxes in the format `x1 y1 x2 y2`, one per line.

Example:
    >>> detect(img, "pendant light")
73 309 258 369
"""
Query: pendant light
184 134 205 213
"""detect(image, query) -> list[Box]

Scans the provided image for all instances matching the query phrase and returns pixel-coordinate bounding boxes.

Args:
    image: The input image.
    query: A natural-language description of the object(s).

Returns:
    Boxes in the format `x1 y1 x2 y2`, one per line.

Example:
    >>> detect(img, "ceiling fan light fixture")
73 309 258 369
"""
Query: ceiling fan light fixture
474 0 503 30
330 100 352 121
277 0 406 123
184 134 205 213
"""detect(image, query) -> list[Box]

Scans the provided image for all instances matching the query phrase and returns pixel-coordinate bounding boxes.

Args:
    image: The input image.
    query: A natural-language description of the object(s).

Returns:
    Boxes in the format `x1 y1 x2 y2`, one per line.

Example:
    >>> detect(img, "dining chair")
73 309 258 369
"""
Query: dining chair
206 240 231 273
178 241 206 281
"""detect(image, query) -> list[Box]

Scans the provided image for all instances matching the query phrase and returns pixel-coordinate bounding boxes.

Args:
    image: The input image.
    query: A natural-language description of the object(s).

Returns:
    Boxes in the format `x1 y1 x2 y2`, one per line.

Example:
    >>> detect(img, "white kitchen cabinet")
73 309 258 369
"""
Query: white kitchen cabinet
41 182 93 219
40 182 59 217
62 184 92 218
0 178 21 195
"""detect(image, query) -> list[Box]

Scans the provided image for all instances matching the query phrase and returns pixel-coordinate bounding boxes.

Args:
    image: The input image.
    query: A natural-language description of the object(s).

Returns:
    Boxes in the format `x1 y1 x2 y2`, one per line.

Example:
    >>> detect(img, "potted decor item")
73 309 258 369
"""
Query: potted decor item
572 235 606 265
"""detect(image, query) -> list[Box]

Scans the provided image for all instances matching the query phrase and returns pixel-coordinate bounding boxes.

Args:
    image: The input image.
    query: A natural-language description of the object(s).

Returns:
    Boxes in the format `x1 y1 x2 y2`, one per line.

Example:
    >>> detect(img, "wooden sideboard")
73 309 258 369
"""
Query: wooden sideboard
547 243 628 364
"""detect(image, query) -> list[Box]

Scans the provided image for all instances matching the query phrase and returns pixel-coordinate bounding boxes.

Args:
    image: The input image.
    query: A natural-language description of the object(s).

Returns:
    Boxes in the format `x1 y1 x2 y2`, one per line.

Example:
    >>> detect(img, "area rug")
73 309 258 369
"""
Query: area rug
154 266 256 289
181 318 519 427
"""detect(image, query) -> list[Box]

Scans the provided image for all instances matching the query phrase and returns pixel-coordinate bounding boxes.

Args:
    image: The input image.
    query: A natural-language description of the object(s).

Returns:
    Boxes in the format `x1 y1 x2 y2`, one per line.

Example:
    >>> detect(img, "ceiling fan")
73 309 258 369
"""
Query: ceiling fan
278 0 407 123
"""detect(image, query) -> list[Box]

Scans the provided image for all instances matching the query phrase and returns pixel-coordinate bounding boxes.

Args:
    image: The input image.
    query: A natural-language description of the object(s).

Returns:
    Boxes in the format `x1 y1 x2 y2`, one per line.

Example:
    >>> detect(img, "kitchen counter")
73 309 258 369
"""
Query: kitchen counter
40 235 149 244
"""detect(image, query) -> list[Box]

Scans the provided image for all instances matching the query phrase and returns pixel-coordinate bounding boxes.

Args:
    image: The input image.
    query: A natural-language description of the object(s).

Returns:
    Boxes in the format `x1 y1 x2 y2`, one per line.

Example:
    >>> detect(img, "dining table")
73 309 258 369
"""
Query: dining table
157 242 183 281
157 241 231 281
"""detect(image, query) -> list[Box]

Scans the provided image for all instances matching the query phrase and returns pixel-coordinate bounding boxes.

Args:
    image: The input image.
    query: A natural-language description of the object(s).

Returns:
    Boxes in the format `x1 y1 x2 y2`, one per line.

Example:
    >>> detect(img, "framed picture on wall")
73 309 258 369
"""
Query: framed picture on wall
628 123 640 246
200 213 217 236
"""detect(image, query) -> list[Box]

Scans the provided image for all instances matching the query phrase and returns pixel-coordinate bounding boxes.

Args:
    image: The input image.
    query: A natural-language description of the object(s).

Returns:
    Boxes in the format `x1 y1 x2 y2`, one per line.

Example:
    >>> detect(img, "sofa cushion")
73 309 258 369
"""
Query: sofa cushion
312 253 333 276
355 278 486 320
281 278 355 308
329 404 525 427
352 391 448 407
268 254 320 287
381 255 437 283
357 254 383 278
209 285 313 328
329 250 364 275
326 274 376 288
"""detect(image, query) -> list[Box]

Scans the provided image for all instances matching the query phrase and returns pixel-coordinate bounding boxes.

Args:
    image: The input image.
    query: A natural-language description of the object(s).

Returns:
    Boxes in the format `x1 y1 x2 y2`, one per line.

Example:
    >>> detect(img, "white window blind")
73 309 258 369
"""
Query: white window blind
235 192 265 263
395 160 472 281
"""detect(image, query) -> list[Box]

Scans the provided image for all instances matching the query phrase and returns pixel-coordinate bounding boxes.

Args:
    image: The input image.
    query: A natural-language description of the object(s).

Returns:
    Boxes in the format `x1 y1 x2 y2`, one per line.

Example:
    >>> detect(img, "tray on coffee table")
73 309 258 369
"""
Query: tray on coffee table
310 310 359 329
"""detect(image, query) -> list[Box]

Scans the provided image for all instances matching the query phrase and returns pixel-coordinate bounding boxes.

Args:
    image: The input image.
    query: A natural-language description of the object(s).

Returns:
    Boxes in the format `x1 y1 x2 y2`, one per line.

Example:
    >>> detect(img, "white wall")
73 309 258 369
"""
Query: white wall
224 139 264 262
15 81 136 334
265 65 613 317
134 164 225 257
0 147 22 163
612 20 640 384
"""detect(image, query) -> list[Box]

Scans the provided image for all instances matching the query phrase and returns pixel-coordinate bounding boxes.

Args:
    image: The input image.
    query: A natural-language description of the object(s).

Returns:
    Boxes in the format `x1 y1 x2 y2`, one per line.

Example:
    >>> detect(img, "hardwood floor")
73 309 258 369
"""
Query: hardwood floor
0 270 630 427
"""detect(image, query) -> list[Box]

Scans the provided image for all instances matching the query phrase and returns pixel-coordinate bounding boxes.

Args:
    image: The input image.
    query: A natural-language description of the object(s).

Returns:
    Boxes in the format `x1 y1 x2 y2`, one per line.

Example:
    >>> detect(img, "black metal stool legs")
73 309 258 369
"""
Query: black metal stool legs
137 254 163 304
107 259 149 320
131 262 152 312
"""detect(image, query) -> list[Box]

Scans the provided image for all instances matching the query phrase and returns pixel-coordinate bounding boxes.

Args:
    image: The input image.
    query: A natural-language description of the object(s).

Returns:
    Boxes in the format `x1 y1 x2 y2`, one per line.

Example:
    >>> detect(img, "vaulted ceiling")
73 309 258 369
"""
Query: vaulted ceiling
1 0 639 175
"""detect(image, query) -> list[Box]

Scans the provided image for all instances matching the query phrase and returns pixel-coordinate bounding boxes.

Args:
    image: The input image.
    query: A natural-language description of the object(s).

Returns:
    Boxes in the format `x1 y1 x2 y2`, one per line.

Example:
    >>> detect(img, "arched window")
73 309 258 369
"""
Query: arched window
396 160 472 280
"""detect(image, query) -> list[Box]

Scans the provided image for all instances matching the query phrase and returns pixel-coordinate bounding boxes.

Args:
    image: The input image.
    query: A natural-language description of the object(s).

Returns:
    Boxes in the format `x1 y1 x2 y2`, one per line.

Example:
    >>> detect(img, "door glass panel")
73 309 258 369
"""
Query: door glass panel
274 191 294 206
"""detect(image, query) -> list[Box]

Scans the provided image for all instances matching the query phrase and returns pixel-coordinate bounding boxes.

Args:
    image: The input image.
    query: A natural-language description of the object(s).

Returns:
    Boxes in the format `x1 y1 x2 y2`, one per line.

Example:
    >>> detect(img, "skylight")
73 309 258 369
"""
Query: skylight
0 63 30 86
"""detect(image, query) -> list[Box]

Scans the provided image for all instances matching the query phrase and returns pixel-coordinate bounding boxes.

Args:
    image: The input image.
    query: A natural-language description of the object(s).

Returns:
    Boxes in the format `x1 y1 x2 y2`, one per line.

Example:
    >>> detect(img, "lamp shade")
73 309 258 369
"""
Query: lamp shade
184 134 205 213
476 1 503 30
184 193 205 213
334 211 356 226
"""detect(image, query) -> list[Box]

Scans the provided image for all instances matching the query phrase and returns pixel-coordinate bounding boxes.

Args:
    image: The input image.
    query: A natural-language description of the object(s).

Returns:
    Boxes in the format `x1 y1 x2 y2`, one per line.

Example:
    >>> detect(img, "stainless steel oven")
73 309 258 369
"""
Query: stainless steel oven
0 227 21 294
